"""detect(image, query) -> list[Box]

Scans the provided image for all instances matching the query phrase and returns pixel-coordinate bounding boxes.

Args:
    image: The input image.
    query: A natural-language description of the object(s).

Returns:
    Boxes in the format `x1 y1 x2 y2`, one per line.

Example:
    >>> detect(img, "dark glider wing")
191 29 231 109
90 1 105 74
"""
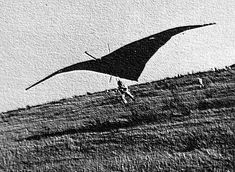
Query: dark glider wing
25 60 108 90
26 23 215 90
100 23 216 81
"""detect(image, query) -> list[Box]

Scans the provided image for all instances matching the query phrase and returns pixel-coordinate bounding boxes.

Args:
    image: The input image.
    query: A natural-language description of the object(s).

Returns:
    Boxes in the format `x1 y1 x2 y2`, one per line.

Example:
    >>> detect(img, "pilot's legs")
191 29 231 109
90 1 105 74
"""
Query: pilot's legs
121 94 128 104
125 90 135 101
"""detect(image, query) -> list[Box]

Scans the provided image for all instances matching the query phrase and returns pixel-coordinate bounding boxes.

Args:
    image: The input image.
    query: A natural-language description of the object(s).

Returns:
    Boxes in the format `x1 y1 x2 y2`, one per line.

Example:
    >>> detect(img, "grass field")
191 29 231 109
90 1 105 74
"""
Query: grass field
0 66 234 171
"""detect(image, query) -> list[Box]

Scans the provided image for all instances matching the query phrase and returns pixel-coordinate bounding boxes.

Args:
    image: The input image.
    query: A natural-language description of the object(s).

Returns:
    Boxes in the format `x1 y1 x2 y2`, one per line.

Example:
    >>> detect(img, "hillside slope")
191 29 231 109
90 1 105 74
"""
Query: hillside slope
0 66 235 171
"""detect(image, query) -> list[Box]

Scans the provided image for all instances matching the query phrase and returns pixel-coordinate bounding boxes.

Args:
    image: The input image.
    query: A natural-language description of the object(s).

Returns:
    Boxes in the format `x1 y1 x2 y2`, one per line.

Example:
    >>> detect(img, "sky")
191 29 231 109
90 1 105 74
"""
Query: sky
0 0 235 112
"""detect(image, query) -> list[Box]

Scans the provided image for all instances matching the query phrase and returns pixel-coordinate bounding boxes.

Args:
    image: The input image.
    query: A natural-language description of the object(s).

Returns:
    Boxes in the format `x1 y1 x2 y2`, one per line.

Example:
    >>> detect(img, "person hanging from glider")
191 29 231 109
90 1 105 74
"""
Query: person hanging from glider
25 23 216 91
117 80 135 104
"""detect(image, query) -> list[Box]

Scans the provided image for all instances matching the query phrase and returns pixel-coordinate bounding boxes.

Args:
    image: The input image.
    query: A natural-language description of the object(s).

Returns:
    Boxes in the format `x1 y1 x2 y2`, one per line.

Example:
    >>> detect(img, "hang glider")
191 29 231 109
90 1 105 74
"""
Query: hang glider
26 23 215 90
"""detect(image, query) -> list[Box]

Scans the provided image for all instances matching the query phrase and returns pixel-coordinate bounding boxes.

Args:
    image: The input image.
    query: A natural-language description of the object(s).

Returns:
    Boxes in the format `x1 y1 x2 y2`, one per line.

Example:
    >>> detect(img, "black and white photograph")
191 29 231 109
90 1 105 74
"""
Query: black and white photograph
0 0 234 171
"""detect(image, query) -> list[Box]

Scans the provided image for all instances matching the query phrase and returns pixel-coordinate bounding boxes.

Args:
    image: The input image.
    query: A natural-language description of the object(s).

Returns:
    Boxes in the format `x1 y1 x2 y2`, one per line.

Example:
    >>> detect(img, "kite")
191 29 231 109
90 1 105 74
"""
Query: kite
26 23 215 90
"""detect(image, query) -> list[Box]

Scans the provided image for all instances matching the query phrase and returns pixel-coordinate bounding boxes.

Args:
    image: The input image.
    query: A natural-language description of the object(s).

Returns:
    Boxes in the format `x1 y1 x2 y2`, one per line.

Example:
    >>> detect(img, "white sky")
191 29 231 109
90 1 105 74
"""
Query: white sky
0 0 235 112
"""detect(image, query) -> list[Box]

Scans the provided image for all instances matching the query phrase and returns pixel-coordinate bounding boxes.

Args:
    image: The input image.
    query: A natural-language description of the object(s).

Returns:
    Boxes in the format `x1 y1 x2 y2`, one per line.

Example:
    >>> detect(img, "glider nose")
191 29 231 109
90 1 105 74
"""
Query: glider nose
169 22 216 36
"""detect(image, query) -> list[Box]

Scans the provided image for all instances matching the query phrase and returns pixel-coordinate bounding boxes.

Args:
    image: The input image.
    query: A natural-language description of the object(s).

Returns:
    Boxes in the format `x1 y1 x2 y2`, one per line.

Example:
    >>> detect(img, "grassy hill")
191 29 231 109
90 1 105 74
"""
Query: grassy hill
0 66 234 171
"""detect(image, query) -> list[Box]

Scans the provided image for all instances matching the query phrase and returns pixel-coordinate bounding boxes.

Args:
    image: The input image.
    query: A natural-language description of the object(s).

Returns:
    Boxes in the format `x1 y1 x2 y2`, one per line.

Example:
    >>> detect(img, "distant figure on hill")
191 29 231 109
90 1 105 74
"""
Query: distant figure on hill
224 65 235 74
225 66 231 70
197 77 204 88
117 80 135 104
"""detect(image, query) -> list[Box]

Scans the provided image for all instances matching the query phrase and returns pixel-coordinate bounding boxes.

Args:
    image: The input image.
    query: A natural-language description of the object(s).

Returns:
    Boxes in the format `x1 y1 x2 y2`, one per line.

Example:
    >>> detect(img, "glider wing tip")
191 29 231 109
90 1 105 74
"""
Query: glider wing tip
25 87 30 91
25 84 35 91
205 22 216 26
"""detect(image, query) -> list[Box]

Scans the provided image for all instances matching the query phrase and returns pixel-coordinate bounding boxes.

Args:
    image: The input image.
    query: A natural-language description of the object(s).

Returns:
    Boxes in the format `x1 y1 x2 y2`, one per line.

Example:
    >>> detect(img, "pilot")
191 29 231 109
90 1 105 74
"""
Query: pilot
117 80 135 104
